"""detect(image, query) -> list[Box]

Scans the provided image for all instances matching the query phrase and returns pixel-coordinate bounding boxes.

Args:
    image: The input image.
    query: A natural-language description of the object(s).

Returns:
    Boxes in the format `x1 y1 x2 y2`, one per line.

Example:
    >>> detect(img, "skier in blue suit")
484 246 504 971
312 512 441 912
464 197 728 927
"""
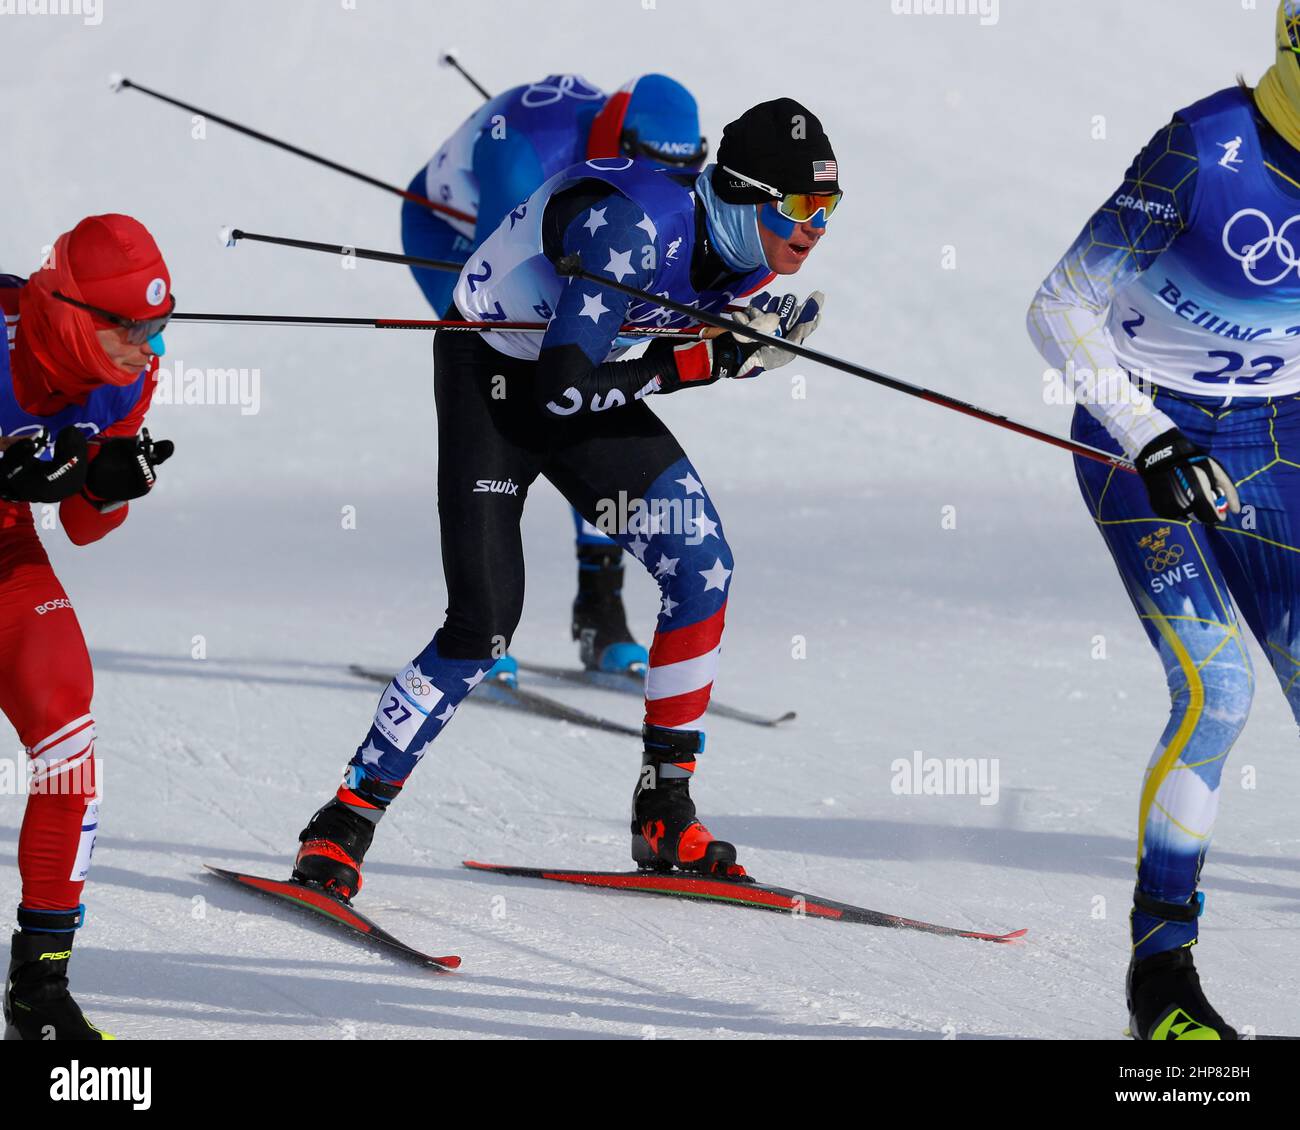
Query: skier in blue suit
1027 0 1300 1041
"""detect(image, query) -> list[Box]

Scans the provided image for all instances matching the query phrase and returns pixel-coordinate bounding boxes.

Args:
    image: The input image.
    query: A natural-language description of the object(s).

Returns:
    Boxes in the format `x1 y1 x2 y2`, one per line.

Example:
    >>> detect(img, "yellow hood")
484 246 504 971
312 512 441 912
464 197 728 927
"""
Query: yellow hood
1256 1 1300 150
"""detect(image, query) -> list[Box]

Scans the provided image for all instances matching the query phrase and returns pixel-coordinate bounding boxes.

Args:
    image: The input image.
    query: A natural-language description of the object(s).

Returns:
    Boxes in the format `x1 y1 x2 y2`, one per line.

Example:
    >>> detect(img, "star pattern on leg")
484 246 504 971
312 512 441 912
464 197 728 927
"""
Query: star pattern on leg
676 471 704 496
464 668 488 689
699 557 733 593
436 702 457 724
584 206 608 236
661 594 679 618
627 535 650 562
636 214 658 242
691 510 719 540
654 554 679 578
359 739 384 769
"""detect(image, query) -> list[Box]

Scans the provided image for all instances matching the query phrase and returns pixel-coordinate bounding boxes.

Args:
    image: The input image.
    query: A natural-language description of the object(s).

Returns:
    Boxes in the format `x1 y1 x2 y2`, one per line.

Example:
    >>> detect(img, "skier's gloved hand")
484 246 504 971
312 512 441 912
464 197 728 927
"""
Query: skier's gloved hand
781 291 824 348
732 291 824 341
1137 428 1240 525
656 332 743 394
729 290 825 379
82 428 175 511
656 291 825 393
0 426 88 504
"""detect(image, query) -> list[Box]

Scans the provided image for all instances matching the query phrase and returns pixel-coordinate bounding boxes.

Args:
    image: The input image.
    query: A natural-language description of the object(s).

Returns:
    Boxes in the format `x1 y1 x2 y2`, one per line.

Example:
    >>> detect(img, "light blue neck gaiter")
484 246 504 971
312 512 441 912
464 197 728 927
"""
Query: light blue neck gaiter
695 167 767 272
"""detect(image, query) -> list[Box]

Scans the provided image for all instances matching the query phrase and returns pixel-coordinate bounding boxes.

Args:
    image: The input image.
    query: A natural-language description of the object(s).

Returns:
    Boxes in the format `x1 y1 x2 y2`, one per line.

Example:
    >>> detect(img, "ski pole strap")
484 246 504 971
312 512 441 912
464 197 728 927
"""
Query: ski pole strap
1133 887 1204 922
17 904 85 933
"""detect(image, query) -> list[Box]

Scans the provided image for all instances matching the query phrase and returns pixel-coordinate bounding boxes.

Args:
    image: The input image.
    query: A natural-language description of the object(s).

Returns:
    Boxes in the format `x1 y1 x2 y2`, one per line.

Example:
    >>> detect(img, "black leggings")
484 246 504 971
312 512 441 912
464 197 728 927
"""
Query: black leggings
433 318 687 660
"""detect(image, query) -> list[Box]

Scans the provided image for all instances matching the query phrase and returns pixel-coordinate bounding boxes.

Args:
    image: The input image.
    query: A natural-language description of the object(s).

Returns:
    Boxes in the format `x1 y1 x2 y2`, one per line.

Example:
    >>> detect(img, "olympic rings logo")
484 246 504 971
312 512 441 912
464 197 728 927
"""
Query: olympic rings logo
1145 543 1185 572
520 74 604 108
402 670 432 697
1222 208 1300 286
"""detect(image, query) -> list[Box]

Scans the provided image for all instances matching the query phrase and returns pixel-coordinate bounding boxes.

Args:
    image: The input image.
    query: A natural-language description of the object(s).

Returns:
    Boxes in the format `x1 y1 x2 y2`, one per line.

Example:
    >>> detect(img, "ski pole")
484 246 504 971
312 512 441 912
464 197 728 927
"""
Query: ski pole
553 254 1136 473
221 227 743 331
109 74 476 225
169 311 712 338
438 50 492 101
223 227 464 273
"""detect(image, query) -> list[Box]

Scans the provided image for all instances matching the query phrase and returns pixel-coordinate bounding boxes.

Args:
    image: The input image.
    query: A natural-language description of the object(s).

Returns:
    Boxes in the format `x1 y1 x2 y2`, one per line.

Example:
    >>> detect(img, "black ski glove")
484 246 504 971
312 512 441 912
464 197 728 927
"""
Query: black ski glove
654 333 744 394
1136 429 1240 525
83 428 175 509
656 292 826 394
0 426 88 503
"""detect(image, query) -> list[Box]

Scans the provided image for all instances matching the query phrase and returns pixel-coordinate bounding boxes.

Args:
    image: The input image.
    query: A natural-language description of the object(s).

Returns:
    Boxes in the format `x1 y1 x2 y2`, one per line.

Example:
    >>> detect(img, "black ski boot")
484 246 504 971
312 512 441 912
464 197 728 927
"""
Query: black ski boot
293 799 377 902
5 909 111 1041
572 545 648 674
1127 946 1236 1040
631 725 747 879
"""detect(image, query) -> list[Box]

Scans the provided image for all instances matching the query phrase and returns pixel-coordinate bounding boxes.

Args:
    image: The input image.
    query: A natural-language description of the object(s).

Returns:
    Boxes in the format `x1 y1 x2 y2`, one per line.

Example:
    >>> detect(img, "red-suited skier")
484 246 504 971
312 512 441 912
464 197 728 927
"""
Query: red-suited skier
1 214 175 1040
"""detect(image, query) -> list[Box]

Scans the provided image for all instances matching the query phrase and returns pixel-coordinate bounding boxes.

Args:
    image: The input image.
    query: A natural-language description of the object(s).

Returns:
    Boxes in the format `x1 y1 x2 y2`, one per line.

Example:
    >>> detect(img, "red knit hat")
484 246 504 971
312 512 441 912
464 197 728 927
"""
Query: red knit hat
13 214 171 404
65 214 171 322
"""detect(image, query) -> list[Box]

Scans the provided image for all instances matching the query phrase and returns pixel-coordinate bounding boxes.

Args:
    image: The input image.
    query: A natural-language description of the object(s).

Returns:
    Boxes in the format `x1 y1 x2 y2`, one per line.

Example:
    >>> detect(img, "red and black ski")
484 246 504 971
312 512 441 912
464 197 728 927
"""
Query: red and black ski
463 861 1026 944
205 865 461 971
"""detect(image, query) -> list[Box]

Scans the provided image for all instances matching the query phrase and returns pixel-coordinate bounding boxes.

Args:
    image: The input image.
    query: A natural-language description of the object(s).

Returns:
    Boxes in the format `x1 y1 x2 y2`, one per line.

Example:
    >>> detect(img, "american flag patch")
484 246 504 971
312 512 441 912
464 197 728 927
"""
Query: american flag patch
812 160 837 182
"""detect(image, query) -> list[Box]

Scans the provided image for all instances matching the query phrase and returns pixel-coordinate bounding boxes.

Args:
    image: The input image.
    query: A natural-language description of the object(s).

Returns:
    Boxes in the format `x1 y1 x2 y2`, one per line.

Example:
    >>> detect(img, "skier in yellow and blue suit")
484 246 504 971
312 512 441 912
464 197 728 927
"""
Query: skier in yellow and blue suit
1027 1 1300 1041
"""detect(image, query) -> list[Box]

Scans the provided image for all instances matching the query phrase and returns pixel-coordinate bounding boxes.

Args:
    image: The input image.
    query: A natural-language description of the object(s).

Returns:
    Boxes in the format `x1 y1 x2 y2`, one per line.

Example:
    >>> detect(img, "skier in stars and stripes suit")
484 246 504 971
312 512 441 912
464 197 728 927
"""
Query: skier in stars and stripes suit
401 73 710 681
293 98 841 890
